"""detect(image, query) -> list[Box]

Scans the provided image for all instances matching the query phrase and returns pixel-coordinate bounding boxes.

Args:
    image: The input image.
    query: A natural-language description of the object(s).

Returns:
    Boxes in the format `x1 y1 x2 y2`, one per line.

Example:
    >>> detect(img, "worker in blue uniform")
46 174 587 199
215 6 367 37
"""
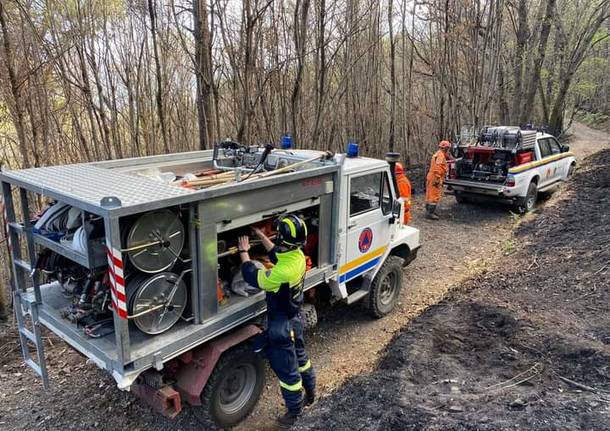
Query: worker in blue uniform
238 214 316 427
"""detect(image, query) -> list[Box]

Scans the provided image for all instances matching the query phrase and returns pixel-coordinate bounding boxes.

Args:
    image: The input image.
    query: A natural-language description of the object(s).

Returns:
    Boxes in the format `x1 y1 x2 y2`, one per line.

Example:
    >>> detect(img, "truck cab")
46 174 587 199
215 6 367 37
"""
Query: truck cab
334 155 419 313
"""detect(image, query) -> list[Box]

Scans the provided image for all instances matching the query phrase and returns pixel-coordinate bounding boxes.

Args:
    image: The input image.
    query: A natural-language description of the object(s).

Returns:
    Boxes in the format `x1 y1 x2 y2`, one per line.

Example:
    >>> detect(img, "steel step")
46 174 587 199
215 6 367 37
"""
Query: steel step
24 358 43 376
13 291 49 389
346 289 368 305
14 259 32 272
8 222 24 233
19 327 37 343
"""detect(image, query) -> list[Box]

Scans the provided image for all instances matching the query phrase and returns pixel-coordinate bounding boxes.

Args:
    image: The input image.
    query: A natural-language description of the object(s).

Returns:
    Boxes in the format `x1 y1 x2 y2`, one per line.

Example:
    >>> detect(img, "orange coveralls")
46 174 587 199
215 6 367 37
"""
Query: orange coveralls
396 172 412 224
425 150 448 204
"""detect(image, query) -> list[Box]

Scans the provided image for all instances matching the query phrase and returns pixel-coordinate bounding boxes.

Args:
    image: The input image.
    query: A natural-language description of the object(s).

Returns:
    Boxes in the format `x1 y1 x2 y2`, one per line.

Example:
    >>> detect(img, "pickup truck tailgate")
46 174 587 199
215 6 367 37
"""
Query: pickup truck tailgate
445 178 505 195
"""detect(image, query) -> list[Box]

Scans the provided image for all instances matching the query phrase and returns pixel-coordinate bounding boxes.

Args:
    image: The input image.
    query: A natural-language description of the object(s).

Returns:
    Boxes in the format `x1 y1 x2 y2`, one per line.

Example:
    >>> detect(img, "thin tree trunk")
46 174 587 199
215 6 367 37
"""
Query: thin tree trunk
0 2 31 167
290 0 311 145
388 0 396 152
519 0 556 124
147 0 170 152
193 0 215 150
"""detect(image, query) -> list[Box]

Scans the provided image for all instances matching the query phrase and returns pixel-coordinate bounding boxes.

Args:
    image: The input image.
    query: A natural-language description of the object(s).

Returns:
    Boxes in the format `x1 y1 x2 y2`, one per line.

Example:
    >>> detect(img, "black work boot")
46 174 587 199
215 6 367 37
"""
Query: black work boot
277 410 301 428
425 204 439 220
304 387 316 406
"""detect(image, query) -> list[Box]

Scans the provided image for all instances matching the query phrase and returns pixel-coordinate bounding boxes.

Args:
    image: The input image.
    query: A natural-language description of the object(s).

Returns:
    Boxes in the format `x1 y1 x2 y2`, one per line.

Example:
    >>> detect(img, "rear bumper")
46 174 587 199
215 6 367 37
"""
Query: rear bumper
445 179 519 200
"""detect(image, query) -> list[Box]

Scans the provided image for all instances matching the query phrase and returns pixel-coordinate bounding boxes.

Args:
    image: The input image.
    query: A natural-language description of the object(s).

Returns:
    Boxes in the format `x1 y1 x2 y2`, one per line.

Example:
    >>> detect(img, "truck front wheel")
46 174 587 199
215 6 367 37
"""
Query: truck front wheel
368 256 403 318
194 344 265 429
515 182 538 214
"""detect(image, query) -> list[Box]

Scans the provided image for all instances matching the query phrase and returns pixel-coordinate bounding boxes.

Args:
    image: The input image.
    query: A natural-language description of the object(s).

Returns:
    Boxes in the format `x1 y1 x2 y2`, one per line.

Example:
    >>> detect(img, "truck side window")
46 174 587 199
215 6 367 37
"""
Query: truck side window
538 139 552 158
350 172 382 216
381 172 393 215
548 138 561 155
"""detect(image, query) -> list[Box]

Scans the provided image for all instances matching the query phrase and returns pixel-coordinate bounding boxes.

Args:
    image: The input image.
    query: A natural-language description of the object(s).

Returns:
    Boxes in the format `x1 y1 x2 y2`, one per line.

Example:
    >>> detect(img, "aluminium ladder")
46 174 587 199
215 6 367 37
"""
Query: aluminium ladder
2 183 49 388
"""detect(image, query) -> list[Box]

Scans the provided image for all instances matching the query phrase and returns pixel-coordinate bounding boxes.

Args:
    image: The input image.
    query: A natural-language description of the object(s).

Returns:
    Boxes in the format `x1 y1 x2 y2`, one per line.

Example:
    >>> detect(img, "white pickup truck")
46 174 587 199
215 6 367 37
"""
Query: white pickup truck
445 127 576 213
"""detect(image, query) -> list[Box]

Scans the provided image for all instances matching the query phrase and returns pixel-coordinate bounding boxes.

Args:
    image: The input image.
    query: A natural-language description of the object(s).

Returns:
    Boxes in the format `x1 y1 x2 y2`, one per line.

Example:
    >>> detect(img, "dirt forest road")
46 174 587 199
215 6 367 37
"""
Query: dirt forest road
0 123 608 431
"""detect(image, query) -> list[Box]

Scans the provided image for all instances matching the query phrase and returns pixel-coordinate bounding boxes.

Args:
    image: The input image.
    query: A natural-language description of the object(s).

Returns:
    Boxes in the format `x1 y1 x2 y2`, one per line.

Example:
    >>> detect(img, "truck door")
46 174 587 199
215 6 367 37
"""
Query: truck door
547 137 568 180
340 170 394 284
536 138 555 187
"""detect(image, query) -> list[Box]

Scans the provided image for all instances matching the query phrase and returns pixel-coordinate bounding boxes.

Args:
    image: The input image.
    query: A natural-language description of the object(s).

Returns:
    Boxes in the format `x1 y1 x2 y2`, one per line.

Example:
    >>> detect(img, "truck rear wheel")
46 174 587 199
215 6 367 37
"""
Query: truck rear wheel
194 344 265 430
367 256 403 318
515 182 538 214
300 303 318 330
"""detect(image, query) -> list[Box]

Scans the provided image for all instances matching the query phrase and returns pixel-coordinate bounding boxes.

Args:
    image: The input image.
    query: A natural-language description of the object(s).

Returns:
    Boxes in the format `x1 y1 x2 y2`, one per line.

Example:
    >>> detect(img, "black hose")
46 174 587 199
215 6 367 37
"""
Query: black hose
242 144 274 181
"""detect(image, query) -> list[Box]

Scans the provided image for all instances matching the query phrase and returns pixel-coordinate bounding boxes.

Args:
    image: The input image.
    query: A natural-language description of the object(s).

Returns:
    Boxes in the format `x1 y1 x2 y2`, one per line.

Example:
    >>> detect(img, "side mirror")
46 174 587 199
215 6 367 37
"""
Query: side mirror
391 198 404 223
561 144 570 153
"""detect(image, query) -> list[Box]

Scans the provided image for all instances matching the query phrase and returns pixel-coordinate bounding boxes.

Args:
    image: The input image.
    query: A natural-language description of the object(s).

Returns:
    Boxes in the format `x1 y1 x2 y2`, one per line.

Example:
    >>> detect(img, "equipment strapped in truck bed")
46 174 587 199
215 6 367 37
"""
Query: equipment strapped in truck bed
478 126 537 151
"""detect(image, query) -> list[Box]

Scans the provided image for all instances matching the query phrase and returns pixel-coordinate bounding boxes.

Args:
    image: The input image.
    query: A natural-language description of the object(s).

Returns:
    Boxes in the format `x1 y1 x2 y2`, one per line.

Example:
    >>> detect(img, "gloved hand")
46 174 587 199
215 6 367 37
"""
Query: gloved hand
238 236 251 252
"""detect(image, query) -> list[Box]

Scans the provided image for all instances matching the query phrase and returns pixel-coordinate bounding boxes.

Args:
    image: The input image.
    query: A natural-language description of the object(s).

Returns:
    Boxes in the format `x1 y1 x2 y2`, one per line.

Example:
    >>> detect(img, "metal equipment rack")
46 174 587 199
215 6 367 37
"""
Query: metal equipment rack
477 126 537 151
1 149 340 388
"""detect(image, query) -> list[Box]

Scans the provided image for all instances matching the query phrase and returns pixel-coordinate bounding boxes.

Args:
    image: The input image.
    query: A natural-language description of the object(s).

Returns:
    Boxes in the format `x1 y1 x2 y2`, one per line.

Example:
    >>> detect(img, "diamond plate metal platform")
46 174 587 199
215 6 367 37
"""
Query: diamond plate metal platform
1 164 193 214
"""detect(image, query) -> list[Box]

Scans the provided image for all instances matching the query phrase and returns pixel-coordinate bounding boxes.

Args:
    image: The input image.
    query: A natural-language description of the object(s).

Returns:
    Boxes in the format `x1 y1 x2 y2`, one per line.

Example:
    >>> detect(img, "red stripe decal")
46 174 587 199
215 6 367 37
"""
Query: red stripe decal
116 290 127 303
106 248 123 269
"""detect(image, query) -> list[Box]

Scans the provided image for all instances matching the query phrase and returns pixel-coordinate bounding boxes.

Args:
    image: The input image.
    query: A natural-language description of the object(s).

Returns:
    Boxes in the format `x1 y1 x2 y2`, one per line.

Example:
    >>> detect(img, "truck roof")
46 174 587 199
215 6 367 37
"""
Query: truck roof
282 149 388 172
341 155 388 174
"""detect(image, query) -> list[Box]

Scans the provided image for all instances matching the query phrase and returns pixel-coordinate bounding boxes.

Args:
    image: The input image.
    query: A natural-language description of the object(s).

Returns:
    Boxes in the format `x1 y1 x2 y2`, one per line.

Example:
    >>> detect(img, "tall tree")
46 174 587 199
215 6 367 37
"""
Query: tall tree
0 2 30 167
193 0 215 149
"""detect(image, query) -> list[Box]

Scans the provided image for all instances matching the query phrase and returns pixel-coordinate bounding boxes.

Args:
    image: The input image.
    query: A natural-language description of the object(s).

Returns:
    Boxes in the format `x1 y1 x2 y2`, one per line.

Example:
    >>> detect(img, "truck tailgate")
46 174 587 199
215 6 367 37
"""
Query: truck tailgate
445 179 505 195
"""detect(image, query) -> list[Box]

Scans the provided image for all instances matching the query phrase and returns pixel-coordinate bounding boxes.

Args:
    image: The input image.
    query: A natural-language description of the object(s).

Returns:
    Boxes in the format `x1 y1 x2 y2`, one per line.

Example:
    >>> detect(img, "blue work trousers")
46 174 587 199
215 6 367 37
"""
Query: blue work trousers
261 314 316 414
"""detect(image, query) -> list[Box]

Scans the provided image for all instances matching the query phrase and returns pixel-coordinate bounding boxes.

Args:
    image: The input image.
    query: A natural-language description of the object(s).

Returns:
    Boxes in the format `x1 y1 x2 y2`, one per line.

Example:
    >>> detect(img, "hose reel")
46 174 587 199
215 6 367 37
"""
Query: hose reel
127 272 188 335
125 209 185 273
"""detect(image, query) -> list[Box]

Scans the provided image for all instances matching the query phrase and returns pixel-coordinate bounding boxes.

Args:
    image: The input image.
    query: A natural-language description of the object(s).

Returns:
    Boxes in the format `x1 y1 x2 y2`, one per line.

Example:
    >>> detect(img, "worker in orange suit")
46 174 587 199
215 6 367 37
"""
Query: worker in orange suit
394 162 412 224
425 140 452 220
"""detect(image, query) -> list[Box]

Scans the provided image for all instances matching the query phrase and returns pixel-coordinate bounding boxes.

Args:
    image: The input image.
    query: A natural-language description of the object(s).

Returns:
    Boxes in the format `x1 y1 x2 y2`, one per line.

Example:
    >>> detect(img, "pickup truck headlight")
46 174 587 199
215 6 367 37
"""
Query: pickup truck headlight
505 174 516 187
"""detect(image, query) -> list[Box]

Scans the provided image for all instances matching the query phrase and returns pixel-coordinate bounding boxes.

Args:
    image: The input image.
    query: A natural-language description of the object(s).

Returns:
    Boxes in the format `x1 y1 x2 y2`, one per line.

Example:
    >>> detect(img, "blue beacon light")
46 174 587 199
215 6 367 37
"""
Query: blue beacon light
281 134 293 149
347 141 359 158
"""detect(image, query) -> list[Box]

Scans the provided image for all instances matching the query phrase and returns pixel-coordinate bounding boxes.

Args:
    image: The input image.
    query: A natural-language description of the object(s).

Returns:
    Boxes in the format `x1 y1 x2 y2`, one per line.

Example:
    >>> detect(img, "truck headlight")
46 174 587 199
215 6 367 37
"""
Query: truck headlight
505 174 516 187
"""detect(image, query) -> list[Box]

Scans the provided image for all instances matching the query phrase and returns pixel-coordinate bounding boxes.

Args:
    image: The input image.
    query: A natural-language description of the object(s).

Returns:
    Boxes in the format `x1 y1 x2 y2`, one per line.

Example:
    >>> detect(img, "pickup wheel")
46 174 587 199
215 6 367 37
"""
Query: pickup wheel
194 344 265 430
515 182 538 214
368 256 403 318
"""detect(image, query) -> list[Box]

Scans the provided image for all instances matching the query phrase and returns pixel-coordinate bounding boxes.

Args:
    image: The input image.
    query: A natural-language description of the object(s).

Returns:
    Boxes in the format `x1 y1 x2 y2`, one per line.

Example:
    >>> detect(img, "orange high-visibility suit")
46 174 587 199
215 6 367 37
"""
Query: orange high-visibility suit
425 150 448 204
395 163 412 224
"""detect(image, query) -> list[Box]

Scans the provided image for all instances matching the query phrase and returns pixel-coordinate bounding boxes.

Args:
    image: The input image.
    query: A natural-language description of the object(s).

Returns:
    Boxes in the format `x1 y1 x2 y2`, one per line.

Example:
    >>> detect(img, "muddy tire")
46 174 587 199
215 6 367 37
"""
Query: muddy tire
514 182 538 214
367 256 403 318
299 303 318 330
194 344 265 430
568 163 576 177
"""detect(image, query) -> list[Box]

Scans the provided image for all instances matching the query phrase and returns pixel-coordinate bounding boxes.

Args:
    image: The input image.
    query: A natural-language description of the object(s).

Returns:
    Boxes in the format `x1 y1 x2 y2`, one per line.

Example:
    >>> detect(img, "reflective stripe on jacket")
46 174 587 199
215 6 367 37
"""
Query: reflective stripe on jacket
242 248 306 318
